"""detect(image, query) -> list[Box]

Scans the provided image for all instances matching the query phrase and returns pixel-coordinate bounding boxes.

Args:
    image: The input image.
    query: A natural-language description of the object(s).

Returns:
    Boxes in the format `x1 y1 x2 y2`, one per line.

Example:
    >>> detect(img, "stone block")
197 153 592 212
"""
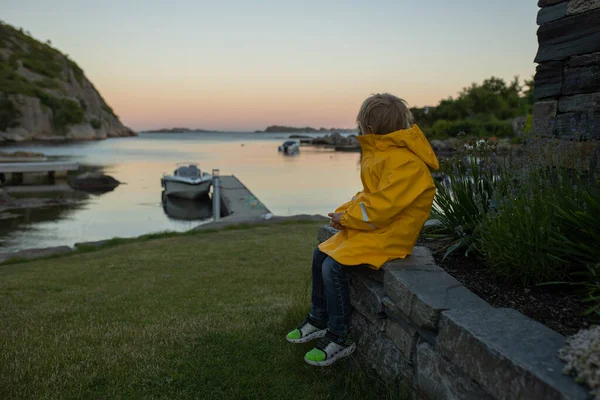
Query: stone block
386 319 418 360
384 267 490 330
557 92 600 138
537 1 569 25
349 264 385 283
535 9 600 63
416 342 493 400
437 309 590 400
538 0 568 7
559 92 600 113
534 61 564 99
350 273 386 315
568 51 600 68
563 65 600 95
383 296 438 346
352 310 414 383
567 0 600 15
317 225 338 243
532 100 558 134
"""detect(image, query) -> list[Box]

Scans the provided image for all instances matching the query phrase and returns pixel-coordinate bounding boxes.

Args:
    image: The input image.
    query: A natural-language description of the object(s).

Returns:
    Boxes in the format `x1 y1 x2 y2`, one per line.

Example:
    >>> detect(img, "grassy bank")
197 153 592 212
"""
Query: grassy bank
0 222 404 400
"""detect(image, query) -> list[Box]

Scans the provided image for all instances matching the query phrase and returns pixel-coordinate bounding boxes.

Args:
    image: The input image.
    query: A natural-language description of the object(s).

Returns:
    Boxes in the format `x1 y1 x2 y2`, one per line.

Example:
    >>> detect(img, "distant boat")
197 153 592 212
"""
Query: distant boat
161 164 212 199
278 140 300 155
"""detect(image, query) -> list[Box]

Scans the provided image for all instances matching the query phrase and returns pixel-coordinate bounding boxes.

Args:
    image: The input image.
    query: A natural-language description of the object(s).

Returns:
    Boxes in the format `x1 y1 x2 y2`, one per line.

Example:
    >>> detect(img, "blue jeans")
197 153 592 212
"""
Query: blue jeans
310 247 352 337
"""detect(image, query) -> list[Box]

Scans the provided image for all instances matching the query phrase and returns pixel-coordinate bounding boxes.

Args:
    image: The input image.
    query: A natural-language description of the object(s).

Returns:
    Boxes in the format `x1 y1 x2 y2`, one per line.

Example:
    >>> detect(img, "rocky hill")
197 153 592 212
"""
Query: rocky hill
0 23 136 144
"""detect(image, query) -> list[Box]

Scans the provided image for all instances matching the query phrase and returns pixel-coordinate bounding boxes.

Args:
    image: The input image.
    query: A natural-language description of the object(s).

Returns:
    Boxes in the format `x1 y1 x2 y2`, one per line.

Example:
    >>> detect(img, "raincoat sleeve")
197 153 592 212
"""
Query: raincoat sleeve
340 160 431 230
334 191 363 213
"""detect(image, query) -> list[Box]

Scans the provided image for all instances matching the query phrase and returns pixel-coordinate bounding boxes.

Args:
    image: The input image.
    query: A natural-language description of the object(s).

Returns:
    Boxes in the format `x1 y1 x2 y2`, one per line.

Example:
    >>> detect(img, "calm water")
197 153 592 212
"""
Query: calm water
1 132 361 252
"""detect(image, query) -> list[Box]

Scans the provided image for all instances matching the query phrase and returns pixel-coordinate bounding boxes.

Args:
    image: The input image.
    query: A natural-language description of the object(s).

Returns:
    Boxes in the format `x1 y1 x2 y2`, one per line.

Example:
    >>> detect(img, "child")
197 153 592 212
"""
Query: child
286 93 440 366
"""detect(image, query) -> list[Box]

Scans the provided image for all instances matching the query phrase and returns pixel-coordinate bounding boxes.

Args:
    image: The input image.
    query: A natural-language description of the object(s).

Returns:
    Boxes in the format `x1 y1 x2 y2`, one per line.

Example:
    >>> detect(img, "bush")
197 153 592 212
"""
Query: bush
0 95 21 131
429 138 508 258
431 119 513 139
476 166 582 284
37 91 84 130
471 138 600 296
68 60 84 85
90 119 101 129
551 188 600 317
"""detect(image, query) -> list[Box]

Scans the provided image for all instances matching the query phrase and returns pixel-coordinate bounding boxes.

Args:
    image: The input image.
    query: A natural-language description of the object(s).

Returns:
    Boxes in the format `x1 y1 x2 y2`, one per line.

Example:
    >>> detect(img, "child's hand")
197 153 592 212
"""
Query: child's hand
328 212 344 230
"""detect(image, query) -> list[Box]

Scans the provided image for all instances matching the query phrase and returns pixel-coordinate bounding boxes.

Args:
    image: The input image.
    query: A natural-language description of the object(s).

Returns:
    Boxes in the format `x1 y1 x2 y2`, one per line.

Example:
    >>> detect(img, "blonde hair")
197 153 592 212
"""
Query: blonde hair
357 93 414 135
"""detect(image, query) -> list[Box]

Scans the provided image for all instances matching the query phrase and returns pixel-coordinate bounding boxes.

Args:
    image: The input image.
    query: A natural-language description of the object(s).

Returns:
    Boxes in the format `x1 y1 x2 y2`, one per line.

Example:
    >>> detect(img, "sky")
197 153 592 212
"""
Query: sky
1 0 540 132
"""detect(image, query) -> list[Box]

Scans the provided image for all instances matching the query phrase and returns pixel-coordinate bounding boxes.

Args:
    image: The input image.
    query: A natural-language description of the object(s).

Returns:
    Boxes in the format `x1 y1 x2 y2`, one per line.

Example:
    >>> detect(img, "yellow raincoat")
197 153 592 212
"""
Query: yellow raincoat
318 124 439 269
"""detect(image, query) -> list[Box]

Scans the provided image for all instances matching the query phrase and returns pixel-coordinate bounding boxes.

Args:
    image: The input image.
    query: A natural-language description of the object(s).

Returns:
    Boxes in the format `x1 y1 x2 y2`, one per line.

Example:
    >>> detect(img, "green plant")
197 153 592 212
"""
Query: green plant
429 138 507 258
90 118 101 129
476 166 578 284
477 138 600 286
551 189 600 317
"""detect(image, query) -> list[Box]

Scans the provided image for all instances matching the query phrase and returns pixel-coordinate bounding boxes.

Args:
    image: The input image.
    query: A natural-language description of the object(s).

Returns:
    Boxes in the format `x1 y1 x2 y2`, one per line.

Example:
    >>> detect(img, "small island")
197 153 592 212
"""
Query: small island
257 125 356 133
144 128 221 133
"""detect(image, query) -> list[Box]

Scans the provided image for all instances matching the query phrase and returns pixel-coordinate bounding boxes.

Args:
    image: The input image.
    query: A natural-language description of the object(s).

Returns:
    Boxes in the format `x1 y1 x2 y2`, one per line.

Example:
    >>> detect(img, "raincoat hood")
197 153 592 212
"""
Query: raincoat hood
357 124 439 170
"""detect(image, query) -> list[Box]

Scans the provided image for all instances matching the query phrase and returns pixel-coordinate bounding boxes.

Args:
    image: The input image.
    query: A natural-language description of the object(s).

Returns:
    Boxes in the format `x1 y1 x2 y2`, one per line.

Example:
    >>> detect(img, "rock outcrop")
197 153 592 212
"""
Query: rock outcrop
0 23 136 144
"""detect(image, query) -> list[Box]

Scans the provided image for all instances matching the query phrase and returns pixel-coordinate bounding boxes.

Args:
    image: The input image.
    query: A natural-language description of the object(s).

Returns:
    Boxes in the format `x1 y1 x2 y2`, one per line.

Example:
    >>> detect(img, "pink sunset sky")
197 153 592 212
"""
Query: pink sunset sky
1 0 540 131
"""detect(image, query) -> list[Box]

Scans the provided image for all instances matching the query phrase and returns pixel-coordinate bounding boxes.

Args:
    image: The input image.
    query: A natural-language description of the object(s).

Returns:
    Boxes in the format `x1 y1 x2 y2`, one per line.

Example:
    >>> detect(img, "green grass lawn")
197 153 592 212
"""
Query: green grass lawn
0 222 404 400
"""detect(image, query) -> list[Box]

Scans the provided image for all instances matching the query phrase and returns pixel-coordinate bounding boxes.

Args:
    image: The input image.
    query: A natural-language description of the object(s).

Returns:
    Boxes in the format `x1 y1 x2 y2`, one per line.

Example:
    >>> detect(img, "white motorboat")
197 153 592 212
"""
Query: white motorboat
161 192 212 220
278 140 300 155
161 164 213 199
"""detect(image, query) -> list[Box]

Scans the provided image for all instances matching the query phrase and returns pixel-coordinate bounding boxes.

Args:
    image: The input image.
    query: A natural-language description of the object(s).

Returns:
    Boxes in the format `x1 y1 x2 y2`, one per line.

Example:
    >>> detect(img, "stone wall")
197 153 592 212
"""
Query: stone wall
533 0 600 138
318 226 590 400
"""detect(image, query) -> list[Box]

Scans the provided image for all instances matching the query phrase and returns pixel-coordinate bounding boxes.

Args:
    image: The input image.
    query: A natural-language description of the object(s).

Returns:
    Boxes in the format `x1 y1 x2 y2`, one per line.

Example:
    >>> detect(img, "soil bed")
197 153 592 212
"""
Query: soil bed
416 236 594 336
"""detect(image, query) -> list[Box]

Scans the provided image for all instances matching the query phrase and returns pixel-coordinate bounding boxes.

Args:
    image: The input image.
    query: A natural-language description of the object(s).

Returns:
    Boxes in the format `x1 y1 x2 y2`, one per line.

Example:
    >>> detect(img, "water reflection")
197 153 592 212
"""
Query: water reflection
161 192 212 221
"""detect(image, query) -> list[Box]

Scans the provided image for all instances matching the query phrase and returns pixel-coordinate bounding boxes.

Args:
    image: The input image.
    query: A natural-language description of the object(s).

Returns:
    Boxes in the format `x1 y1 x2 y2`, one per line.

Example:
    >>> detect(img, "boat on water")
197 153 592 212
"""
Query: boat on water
161 164 213 199
278 140 300 155
161 192 212 220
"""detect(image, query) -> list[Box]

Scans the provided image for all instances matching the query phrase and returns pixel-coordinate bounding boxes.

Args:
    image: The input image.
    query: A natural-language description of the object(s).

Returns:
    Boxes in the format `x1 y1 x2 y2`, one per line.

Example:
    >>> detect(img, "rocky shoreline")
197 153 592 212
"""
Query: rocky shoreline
301 131 515 156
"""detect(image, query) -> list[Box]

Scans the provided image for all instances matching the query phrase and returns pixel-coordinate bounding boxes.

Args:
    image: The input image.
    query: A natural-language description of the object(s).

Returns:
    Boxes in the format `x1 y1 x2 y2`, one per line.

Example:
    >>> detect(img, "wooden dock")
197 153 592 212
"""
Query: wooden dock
218 175 270 220
0 161 79 173
0 161 79 185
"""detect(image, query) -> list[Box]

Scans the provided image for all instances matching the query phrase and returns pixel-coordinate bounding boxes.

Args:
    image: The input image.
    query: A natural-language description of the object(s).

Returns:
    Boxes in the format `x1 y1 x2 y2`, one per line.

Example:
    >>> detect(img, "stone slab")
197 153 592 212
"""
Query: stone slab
386 319 418 361
416 342 493 400
383 246 438 271
534 61 564 99
350 272 386 315
383 296 438 346
557 92 600 138
532 100 558 134
352 310 413 383
537 1 569 25
437 309 589 400
384 267 490 330
559 92 600 113
563 65 600 95
0 246 73 264
535 9 600 63
567 0 600 15
568 51 600 68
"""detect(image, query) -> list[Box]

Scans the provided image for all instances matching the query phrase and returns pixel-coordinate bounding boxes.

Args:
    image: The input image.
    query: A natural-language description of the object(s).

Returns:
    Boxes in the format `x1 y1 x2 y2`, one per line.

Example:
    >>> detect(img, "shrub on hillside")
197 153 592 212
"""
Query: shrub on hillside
0 94 21 131
90 119 101 129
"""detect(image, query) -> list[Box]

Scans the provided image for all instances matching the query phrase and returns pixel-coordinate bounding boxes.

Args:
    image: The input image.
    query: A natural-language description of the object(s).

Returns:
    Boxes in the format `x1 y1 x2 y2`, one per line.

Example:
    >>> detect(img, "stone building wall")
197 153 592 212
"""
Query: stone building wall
533 0 600 138
317 226 589 400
